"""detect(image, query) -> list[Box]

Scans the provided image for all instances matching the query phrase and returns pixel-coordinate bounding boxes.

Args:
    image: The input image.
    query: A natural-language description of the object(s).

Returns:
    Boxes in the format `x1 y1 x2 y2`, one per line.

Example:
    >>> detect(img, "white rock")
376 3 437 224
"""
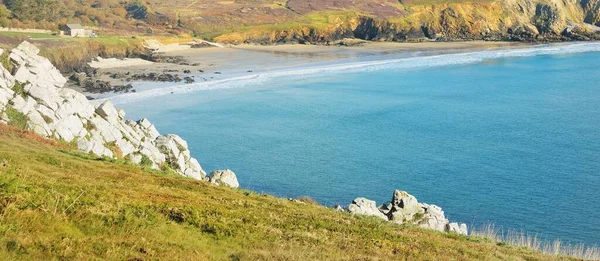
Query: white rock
10 95 36 114
27 110 51 136
115 139 135 157
35 104 57 124
208 169 240 188
77 138 94 153
446 222 468 235
0 87 14 108
0 62 15 90
9 41 66 88
117 109 126 119
348 197 388 220
95 100 118 120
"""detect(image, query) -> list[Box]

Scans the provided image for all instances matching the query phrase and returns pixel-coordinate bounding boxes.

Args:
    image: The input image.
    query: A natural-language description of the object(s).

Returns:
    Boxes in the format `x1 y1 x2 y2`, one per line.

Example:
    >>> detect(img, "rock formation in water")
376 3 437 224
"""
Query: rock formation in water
0 42 210 181
346 190 468 235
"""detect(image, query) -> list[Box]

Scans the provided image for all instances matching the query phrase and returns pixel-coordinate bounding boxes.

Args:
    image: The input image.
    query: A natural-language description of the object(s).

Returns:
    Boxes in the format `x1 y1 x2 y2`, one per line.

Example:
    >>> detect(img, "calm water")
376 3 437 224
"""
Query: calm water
117 44 600 245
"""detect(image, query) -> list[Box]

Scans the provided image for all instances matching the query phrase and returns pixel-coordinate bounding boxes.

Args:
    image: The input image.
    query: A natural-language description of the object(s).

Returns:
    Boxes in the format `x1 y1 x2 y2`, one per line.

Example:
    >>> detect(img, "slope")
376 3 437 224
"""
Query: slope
0 124 573 260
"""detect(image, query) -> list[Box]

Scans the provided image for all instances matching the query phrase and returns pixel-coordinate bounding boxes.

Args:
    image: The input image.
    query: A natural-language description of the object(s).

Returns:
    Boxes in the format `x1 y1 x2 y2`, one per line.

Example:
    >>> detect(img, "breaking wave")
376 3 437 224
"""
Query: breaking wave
110 42 600 105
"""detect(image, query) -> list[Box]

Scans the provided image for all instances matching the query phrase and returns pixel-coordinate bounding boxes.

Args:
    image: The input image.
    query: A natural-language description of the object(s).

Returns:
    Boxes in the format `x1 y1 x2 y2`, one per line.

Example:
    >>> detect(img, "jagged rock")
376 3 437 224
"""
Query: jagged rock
418 203 449 232
348 189 467 234
383 190 424 224
27 83 60 111
0 41 209 181
10 95 36 115
348 197 388 220
0 57 15 91
95 100 119 120
333 205 345 212
9 41 66 88
27 110 52 136
446 222 468 235
208 169 239 188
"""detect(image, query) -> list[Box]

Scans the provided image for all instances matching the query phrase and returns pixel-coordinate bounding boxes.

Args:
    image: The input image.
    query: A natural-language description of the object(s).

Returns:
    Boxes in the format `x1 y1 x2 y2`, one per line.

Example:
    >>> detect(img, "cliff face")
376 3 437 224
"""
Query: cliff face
213 0 600 44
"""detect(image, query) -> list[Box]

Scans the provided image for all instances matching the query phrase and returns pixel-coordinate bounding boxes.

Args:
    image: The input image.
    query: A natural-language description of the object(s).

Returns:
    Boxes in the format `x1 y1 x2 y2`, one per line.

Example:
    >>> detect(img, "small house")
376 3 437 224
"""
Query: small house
65 24 85 37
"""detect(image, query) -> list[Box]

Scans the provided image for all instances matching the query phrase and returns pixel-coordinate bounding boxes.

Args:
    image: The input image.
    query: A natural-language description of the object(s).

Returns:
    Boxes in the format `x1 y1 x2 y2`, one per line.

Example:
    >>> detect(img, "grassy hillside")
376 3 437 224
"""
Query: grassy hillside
1 0 599 43
0 123 576 260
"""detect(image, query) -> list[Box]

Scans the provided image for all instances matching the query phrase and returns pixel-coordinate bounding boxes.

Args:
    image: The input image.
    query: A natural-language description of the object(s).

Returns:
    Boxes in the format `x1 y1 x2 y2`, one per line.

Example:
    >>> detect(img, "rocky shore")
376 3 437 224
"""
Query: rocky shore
0 41 239 187
1 41 471 237
341 190 468 235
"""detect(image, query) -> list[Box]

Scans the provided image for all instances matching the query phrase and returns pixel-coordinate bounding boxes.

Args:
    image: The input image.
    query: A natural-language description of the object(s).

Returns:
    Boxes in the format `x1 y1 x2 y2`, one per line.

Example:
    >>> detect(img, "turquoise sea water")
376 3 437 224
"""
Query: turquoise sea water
117 44 600 245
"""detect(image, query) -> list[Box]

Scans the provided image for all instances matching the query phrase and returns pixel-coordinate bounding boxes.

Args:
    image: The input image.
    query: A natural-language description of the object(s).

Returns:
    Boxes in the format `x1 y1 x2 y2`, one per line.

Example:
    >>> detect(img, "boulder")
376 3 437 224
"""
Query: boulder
384 190 424 223
95 100 119 120
417 203 449 232
9 41 66 88
0 61 15 91
446 222 468 235
208 169 240 188
348 197 388 220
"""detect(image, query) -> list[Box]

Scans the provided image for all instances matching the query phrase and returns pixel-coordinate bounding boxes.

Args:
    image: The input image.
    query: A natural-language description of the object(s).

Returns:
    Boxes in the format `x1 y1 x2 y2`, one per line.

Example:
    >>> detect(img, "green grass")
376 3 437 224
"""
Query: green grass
4 107 29 130
0 124 575 260
0 31 58 39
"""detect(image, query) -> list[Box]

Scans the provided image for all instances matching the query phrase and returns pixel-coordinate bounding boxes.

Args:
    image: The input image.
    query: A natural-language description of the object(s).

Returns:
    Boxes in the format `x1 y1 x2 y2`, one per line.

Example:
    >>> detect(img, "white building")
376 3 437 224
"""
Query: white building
66 24 85 37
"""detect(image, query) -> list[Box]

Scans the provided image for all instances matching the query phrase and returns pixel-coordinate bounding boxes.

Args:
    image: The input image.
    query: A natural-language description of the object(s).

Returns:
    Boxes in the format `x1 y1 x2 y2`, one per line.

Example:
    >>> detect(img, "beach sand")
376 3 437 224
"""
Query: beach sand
86 41 530 95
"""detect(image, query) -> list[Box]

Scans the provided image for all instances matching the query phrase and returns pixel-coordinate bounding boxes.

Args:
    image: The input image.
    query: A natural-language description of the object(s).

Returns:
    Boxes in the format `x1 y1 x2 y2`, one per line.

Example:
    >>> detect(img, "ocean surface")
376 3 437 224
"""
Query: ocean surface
115 43 600 245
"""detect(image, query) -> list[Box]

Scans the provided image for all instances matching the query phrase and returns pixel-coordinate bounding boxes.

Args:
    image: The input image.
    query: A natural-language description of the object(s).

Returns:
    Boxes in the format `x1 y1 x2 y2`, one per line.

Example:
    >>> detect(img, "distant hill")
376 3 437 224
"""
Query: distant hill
0 0 599 43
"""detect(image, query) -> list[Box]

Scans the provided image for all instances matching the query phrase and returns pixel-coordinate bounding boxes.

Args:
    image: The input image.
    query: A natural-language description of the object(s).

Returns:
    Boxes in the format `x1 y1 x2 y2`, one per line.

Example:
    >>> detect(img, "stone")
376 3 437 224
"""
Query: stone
348 197 388 220
27 110 51 136
0 63 15 90
95 100 118 120
118 109 126 119
27 83 61 111
208 169 240 188
418 203 449 232
386 190 424 222
115 139 136 157
9 41 66 88
446 222 468 235
10 95 36 115
0 41 209 181
0 87 14 108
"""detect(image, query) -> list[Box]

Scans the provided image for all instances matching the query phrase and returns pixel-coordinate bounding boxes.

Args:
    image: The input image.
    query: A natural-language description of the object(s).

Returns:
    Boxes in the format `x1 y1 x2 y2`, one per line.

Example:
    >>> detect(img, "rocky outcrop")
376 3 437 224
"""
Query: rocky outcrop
0 42 207 180
348 198 389 220
214 0 600 44
207 169 240 188
346 189 468 235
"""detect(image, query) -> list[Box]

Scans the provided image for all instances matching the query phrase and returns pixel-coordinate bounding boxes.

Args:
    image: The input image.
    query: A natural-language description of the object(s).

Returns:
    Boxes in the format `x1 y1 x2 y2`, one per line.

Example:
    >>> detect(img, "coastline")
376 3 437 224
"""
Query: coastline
86 40 600 103
81 41 529 98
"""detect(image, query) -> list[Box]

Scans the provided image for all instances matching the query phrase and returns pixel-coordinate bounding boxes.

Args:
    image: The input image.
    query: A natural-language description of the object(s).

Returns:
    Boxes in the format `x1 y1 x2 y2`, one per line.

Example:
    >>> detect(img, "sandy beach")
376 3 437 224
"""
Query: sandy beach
87 41 528 90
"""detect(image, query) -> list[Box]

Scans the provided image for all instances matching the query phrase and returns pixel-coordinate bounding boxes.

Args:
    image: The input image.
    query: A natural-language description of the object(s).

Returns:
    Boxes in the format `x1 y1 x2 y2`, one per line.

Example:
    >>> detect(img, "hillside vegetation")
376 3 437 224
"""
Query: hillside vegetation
0 123 575 260
0 0 599 43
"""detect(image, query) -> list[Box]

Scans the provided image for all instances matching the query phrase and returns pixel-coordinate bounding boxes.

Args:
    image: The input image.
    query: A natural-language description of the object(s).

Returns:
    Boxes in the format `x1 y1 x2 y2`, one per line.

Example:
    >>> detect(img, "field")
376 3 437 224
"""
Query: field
0 123 572 260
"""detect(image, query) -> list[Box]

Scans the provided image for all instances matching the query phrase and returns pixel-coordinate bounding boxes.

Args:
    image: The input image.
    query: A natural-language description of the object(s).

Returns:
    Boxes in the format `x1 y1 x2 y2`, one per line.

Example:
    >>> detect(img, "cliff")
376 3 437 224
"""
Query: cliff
212 0 600 44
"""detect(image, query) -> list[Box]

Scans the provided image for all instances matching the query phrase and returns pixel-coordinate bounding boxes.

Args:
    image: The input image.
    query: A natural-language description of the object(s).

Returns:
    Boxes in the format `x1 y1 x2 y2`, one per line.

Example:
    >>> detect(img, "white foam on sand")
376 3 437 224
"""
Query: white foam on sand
108 42 600 105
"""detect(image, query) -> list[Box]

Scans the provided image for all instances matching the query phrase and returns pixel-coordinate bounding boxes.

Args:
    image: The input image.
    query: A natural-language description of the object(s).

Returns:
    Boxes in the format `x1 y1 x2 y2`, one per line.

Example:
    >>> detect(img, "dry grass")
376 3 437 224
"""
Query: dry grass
471 223 600 260
0 124 580 260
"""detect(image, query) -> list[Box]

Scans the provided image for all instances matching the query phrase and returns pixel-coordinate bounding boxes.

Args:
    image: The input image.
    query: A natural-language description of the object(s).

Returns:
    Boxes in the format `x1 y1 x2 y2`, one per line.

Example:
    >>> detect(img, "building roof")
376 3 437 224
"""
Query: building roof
66 24 84 30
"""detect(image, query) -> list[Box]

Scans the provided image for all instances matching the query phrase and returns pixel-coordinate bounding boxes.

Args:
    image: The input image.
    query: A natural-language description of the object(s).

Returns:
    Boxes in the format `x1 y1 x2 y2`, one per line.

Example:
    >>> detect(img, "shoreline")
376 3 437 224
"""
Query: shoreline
80 41 531 98
85 41 600 103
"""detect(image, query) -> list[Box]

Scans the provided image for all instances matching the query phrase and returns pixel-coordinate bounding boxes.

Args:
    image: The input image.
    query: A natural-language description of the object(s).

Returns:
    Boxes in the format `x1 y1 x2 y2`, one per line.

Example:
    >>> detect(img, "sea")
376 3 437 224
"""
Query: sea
112 43 600 246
